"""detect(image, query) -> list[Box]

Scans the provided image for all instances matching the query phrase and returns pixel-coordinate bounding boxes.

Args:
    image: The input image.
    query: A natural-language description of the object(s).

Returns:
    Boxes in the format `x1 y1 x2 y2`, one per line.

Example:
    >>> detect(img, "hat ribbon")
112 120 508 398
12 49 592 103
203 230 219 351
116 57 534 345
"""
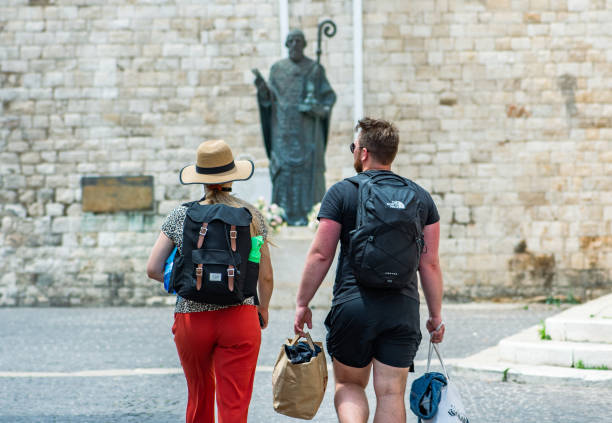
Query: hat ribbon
196 161 235 174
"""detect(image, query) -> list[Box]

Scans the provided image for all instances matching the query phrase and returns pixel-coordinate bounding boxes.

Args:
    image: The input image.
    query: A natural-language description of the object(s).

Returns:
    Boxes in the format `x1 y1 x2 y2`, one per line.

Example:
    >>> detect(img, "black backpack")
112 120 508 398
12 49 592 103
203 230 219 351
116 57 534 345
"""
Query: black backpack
347 171 425 290
169 202 259 305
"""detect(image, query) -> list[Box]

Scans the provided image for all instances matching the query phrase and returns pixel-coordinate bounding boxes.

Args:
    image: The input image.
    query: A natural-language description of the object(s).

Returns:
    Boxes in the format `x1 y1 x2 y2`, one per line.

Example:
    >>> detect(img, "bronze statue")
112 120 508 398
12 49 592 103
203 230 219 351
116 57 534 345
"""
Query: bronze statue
253 26 336 226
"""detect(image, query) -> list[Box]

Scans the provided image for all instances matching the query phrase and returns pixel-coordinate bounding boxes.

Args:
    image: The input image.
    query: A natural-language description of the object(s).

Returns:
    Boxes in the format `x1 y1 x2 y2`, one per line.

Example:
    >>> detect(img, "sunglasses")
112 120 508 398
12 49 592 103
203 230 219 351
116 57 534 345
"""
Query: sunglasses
349 142 364 154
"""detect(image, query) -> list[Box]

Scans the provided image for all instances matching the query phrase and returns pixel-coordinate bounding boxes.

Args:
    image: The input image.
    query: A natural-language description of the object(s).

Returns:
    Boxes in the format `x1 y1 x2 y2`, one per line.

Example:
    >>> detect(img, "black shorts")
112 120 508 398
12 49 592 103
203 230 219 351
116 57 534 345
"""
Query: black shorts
324 293 421 368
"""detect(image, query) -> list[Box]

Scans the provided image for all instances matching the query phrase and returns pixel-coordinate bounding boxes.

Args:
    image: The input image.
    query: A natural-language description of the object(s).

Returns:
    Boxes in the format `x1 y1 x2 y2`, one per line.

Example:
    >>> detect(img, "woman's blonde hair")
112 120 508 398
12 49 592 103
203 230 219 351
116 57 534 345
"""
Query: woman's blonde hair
201 183 266 237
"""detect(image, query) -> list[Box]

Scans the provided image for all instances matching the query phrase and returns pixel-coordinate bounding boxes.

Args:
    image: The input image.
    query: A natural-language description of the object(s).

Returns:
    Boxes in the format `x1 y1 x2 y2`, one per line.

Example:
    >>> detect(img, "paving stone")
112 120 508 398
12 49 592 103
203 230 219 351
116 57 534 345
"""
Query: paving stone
3 304 612 422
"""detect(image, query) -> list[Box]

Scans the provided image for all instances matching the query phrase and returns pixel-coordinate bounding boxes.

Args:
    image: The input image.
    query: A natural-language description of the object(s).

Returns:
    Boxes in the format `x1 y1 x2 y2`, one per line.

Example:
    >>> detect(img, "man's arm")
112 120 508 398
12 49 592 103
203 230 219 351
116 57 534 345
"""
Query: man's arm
294 218 341 335
419 221 445 343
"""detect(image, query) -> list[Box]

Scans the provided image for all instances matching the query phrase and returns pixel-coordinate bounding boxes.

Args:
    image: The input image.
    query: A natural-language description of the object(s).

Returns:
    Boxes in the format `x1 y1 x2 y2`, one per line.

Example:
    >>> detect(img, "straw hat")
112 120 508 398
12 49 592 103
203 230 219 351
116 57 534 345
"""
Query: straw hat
180 140 254 185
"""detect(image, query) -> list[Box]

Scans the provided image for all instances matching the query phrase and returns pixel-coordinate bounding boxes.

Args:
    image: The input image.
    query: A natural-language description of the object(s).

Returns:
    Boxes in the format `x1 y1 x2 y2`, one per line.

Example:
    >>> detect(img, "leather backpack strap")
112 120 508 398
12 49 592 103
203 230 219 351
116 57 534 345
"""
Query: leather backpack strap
229 225 237 251
228 225 238 291
197 222 208 248
195 222 208 290
196 265 203 291
227 265 235 291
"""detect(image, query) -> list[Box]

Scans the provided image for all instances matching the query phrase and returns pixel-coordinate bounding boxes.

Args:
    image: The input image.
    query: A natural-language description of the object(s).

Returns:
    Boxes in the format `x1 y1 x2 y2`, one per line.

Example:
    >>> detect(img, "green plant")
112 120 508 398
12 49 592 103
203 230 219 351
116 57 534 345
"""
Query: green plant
538 321 551 340
523 305 529 310
545 296 561 307
565 293 579 304
502 368 510 382
545 293 580 306
574 360 609 370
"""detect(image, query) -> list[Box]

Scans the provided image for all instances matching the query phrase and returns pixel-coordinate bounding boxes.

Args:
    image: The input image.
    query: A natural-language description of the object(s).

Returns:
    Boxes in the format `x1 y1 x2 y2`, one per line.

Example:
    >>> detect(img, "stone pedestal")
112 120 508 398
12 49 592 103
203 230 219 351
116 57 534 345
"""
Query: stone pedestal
267 226 337 310
232 168 272 205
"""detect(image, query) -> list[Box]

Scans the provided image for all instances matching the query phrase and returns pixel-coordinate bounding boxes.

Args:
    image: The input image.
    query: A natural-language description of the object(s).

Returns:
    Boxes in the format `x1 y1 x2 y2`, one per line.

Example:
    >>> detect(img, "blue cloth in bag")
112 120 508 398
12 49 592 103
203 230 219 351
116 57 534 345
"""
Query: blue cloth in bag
410 371 447 420
163 247 177 294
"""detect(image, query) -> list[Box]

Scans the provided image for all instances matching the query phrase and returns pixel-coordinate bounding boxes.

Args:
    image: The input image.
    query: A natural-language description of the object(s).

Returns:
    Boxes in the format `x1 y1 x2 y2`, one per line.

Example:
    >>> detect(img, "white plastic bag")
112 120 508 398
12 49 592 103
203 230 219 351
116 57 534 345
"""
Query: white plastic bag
424 343 470 423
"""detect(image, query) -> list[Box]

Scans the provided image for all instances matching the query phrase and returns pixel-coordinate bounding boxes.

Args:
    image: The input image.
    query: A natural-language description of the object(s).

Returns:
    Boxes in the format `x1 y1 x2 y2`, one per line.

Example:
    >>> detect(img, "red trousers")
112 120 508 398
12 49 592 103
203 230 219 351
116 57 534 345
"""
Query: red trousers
172 305 261 423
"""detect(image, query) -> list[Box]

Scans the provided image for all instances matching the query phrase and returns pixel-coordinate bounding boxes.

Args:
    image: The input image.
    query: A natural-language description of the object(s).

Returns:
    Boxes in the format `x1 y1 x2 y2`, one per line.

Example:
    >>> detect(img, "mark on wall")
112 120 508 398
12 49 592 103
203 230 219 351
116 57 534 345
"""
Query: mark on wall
506 104 531 118
580 236 612 268
28 0 52 6
439 92 457 106
108 272 125 306
508 240 556 290
557 73 578 117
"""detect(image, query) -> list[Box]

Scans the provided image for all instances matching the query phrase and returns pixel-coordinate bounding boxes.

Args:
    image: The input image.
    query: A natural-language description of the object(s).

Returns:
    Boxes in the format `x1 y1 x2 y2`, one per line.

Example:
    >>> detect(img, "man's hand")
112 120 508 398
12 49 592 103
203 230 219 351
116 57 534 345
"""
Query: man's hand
294 305 313 335
426 316 445 344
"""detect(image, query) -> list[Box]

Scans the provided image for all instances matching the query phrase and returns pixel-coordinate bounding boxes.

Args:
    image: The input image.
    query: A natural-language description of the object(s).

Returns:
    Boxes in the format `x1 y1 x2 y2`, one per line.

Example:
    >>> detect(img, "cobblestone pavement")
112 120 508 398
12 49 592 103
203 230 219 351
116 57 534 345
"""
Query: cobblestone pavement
1 304 612 422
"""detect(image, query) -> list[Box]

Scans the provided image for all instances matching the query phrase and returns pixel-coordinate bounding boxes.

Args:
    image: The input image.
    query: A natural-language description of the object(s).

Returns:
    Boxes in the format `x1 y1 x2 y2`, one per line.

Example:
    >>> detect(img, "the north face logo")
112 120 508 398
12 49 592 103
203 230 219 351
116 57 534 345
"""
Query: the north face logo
386 200 405 209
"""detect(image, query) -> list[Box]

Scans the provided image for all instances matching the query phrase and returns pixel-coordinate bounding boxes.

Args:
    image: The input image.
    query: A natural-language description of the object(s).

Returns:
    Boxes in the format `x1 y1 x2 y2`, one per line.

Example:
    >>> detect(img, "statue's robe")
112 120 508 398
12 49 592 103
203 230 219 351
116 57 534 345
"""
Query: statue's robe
256 57 336 225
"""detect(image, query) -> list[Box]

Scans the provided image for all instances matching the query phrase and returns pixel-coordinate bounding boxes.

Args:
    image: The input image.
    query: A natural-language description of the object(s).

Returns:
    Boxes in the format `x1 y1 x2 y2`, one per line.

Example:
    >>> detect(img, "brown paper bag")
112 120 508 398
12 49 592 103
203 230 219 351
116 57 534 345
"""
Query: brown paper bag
272 332 328 420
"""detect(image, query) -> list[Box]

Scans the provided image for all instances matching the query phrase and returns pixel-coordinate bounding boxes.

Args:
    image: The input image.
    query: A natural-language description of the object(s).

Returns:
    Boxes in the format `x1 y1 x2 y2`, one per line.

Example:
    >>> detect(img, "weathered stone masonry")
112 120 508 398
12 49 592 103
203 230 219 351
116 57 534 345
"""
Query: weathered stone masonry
1 0 611 306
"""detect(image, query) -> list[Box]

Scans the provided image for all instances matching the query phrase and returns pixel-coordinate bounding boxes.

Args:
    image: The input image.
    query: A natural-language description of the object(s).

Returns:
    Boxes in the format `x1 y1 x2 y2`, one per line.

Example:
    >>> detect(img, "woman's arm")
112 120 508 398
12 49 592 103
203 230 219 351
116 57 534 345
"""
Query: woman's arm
257 242 274 329
146 232 175 283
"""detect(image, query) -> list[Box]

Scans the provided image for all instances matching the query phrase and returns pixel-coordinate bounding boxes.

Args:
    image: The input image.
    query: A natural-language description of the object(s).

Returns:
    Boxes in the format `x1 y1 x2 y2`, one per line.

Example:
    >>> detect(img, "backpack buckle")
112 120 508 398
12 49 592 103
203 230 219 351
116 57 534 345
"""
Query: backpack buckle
195 267 203 276
199 227 208 236
227 268 235 277
229 230 237 239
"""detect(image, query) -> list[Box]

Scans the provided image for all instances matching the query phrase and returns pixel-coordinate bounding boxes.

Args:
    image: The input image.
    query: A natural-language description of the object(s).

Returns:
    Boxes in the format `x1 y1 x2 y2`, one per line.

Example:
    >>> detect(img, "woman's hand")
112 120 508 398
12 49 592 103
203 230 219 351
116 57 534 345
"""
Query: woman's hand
257 307 269 329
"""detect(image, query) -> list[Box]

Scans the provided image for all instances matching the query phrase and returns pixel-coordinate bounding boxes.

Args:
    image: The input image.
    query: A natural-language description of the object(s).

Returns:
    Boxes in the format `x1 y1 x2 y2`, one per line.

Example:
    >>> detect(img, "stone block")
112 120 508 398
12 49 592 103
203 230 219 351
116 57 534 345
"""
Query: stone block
45 203 64 217
568 0 590 11
4 204 27 218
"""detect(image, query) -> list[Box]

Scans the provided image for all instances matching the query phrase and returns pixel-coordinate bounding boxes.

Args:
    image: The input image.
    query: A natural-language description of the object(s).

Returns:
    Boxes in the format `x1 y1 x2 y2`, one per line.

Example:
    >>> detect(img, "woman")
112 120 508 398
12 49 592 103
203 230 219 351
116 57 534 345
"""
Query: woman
146 139 274 423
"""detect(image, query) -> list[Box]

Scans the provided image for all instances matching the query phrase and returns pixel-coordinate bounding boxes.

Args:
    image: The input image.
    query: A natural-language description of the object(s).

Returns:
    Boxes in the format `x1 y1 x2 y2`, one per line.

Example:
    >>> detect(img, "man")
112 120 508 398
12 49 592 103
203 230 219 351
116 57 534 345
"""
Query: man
253 29 336 225
294 118 445 422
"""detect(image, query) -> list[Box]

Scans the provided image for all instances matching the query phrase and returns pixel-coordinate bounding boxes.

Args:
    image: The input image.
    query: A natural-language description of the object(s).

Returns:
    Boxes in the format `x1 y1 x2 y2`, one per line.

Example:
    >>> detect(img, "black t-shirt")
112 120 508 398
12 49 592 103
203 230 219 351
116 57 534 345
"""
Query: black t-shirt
318 170 440 306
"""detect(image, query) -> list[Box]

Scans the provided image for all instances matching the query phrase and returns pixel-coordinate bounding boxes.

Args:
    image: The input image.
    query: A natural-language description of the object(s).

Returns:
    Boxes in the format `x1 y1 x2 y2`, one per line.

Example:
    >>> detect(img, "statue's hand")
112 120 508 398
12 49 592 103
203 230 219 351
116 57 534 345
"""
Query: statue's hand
252 68 267 90
299 103 327 118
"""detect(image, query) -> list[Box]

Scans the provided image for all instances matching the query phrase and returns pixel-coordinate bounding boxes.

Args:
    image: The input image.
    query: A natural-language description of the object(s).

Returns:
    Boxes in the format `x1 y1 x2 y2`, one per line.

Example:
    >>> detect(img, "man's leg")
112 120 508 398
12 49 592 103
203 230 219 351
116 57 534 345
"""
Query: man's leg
333 358 372 423
372 359 410 423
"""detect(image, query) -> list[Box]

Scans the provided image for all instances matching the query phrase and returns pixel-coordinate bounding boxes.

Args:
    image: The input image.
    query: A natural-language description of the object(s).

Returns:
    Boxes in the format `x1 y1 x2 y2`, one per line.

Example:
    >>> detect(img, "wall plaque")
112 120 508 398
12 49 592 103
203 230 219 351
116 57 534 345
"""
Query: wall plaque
81 176 154 213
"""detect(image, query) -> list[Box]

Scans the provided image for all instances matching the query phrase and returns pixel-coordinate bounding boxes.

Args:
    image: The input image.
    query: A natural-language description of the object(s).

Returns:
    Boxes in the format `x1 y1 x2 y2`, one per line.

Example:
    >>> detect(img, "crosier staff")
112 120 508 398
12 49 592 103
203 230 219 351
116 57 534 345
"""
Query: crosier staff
304 19 337 203
316 19 337 65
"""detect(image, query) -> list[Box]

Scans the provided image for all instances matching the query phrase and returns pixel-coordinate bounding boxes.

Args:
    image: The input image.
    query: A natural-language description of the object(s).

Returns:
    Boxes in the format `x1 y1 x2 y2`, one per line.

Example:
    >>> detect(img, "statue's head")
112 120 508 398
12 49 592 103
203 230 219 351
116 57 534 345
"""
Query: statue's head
285 29 306 62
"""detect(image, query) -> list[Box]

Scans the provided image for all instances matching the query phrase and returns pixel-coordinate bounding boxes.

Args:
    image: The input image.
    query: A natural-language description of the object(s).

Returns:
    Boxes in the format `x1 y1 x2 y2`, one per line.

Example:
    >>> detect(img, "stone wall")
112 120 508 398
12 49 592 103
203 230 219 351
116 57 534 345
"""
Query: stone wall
1 0 611 306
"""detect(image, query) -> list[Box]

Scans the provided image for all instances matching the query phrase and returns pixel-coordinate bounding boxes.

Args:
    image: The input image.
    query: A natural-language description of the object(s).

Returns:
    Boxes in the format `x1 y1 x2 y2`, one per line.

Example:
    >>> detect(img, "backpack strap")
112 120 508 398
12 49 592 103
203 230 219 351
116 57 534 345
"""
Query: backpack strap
228 224 238 292
196 264 203 291
229 225 237 251
197 222 208 248
195 221 208 291
346 173 370 227
227 265 235 292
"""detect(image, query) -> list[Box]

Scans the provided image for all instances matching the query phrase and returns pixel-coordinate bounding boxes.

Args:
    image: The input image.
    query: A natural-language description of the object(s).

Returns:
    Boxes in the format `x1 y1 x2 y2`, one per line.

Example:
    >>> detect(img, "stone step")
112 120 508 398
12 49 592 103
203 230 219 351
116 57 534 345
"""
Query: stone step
498 325 612 369
452 345 612 386
545 293 612 344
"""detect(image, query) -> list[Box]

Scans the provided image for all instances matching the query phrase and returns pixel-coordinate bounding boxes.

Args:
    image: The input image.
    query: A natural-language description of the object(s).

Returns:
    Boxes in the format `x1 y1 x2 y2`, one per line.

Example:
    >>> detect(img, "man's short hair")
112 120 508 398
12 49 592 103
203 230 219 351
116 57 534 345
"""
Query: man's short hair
355 117 399 165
